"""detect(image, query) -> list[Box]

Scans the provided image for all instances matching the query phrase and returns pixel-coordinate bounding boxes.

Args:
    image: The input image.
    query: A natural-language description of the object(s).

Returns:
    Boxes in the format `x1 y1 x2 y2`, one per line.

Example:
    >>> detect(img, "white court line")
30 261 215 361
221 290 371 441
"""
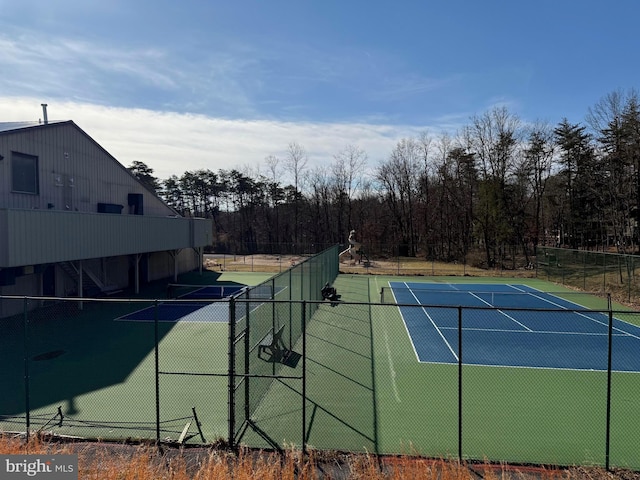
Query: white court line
405 284 458 361
507 285 640 341
383 328 402 403
403 282 532 332
438 326 629 336
392 282 640 371
469 292 533 331
378 277 402 401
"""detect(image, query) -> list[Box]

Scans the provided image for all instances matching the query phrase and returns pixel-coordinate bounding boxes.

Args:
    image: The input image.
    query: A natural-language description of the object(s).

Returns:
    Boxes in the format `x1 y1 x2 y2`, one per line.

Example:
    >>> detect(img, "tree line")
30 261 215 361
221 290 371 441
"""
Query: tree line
128 89 640 265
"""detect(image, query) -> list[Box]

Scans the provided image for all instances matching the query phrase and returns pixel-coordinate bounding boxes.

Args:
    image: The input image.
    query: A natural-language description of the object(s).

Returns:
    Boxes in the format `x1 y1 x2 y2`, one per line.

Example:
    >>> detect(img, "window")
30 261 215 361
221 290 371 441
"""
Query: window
11 152 39 194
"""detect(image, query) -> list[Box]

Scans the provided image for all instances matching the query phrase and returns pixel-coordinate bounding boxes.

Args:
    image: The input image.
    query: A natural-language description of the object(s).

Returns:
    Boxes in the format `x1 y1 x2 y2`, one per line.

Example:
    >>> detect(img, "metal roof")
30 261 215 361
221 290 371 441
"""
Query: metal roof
0 121 67 134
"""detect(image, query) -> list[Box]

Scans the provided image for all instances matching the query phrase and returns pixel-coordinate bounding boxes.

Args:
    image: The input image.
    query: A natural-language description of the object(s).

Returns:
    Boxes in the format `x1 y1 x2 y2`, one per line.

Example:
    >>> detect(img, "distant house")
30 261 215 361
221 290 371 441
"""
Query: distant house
0 118 212 317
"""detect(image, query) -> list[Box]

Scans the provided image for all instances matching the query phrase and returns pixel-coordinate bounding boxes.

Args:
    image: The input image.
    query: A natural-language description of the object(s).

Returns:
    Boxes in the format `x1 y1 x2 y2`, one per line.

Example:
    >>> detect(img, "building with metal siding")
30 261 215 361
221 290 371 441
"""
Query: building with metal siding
0 120 213 317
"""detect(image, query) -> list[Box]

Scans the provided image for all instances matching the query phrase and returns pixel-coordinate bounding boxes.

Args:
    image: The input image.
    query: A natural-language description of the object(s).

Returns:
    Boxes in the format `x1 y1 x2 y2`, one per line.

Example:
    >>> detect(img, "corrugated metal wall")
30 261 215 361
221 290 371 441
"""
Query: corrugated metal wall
0 122 213 301
0 122 173 216
1 209 212 267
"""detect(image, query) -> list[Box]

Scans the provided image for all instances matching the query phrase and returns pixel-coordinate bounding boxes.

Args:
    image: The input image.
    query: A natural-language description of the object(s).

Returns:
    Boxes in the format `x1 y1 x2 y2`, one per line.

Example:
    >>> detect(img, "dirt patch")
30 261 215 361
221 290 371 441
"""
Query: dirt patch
205 254 537 278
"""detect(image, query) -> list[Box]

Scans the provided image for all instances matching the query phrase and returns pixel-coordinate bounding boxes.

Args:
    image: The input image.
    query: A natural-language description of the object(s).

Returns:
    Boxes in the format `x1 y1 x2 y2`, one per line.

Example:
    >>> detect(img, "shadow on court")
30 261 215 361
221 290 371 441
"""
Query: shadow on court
0 272 247 440
239 275 379 453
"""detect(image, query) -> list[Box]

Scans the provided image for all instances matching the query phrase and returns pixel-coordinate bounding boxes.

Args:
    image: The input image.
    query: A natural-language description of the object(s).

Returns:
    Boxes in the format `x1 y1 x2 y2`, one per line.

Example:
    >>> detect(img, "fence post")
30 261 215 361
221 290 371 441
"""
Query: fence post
23 297 30 438
583 251 586 290
605 294 613 471
289 266 293 320
628 255 632 304
302 300 307 456
154 300 160 444
244 297 251 423
228 297 236 449
458 305 463 462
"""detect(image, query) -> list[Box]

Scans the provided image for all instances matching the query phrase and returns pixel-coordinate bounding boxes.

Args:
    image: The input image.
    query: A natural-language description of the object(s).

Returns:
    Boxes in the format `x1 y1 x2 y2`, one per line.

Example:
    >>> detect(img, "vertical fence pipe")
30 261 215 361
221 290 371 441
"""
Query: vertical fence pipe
244 297 251 423
605 296 613 471
23 298 30 437
603 252 606 292
628 255 632 304
302 301 307 456
228 297 236 449
300 261 305 301
289 267 293 323
154 300 160 444
458 305 463 462
547 249 550 281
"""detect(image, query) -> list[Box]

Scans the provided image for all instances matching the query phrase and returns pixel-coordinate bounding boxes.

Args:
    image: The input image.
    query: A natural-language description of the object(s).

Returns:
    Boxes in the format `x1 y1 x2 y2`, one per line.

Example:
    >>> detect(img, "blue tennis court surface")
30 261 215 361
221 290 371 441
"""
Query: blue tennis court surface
390 282 640 372
117 301 231 322
117 285 245 322
116 284 286 323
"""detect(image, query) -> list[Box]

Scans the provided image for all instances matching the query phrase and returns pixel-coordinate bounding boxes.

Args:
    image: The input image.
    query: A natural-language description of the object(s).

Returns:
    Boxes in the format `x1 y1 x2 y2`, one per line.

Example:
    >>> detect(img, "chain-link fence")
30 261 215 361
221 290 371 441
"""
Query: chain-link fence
2 294 639 469
537 246 640 305
207 243 537 277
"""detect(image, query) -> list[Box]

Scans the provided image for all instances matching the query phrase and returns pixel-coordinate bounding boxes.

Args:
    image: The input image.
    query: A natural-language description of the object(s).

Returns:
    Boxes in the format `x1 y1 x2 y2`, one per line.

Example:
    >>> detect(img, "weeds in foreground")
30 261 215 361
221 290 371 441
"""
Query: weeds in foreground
0 434 626 480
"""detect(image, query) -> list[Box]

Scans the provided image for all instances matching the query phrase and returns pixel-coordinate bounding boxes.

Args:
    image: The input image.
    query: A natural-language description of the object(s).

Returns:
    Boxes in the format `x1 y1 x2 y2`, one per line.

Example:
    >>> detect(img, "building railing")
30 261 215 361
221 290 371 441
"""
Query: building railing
0 208 212 267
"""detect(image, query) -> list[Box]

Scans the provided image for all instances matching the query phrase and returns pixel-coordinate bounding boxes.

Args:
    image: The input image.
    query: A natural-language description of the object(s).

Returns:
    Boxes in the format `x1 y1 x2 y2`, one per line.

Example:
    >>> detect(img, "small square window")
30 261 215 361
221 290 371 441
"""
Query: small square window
11 152 39 194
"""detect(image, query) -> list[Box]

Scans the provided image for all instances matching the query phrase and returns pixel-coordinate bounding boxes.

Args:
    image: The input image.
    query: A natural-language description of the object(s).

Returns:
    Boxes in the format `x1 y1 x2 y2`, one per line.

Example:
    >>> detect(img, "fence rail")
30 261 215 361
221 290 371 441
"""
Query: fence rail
537 246 640 305
1 292 639 469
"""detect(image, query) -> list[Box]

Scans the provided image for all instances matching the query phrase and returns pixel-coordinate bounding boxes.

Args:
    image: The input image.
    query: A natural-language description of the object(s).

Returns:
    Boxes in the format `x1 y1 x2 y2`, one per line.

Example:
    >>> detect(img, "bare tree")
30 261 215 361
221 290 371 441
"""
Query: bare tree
307 166 334 244
462 106 522 267
522 122 555 249
284 142 308 244
416 131 434 254
375 138 422 256
332 144 367 238
587 89 640 252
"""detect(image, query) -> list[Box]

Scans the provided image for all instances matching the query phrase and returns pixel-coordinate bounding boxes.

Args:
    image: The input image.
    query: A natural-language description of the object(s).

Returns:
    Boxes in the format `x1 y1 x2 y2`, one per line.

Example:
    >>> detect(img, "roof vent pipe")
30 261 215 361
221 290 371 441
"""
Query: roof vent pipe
41 104 48 124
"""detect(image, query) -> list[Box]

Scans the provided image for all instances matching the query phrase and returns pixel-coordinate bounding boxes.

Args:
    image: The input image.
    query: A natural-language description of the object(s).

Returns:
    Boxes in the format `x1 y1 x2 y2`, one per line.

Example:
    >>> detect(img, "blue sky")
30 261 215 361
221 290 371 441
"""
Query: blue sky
1 0 638 180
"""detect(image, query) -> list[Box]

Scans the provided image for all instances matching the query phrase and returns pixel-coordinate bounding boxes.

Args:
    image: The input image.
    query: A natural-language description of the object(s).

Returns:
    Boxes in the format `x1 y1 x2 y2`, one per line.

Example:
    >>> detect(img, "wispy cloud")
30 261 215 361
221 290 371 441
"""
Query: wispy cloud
0 26 262 115
1 97 443 183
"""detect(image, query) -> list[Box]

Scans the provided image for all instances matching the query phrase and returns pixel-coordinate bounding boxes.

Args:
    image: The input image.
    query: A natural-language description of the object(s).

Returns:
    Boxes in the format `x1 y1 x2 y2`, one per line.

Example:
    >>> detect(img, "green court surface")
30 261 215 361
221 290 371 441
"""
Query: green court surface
0 271 271 443
1 272 639 469
242 275 640 469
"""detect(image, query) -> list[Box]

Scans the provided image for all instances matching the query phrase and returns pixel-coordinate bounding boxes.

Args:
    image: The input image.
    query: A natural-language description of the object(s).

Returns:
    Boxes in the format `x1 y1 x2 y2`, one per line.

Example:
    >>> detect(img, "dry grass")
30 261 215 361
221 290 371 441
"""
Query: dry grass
1 435 635 480
205 254 537 278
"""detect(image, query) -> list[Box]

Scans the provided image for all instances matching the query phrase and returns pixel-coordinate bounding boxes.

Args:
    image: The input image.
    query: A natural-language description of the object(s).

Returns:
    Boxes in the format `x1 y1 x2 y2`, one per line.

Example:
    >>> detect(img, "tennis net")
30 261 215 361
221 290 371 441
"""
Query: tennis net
167 283 245 300
380 286 611 310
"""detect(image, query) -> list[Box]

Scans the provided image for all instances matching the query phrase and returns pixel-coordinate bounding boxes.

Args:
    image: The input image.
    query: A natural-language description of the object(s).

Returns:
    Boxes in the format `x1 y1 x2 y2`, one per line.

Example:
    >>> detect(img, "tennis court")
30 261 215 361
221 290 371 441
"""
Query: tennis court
245 275 640 469
115 283 281 322
2 259 640 470
389 282 640 371
115 284 245 322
